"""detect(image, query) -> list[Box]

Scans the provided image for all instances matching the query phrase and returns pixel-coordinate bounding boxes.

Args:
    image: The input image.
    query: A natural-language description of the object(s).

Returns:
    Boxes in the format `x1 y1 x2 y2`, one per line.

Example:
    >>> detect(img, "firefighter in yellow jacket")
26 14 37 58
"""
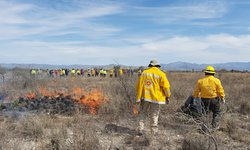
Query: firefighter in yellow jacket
192 66 225 129
136 60 171 135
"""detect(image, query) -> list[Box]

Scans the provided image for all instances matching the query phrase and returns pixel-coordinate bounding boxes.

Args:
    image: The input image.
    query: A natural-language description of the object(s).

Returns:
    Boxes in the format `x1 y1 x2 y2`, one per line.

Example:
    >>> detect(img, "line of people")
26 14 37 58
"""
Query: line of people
30 67 135 78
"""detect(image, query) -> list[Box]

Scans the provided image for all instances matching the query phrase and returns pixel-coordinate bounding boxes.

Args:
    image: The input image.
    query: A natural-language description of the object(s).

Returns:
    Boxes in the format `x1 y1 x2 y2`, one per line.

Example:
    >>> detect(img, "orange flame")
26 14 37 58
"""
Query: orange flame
80 89 107 115
132 105 139 115
23 87 107 115
25 92 36 100
71 87 85 100
38 87 62 97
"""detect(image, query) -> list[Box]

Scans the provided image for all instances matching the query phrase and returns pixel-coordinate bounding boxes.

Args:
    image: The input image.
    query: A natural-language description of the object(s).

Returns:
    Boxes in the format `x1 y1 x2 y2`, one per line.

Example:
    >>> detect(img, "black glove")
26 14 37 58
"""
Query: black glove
166 97 170 104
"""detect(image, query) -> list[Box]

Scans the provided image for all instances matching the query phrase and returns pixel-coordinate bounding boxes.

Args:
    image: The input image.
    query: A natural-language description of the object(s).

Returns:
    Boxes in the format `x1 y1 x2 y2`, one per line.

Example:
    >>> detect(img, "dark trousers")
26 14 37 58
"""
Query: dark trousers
201 98 221 128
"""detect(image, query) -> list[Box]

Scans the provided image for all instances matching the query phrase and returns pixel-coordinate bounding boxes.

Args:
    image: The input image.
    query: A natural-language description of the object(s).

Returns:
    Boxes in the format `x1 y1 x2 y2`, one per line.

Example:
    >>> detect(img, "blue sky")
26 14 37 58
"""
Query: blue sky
0 0 250 66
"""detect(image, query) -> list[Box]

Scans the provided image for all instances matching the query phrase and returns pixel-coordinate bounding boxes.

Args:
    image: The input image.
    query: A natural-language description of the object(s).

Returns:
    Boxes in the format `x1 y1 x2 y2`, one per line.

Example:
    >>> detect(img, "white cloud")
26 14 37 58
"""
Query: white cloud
142 37 209 52
2 33 250 65
0 0 123 40
0 0 249 65
126 1 228 23
0 0 33 24
207 34 250 49
63 5 122 19
141 34 250 63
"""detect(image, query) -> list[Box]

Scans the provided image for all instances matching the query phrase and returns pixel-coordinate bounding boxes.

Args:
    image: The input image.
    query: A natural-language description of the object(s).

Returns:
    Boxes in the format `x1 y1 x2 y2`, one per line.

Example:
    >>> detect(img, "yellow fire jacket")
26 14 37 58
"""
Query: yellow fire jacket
31 69 37 75
192 75 225 99
119 69 123 75
136 67 171 104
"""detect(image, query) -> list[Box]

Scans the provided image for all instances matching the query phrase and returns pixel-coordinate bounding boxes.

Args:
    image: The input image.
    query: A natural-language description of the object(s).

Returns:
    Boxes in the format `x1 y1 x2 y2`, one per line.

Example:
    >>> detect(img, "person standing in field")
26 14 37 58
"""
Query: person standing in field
109 68 114 77
192 66 225 129
136 60 171 135
80 69 85 77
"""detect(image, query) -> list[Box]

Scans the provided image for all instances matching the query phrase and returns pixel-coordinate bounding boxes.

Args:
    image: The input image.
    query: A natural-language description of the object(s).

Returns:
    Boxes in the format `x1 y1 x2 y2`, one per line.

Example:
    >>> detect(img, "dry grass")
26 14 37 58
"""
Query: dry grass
182 133 215 150
0 69 249 149
0 113 101 150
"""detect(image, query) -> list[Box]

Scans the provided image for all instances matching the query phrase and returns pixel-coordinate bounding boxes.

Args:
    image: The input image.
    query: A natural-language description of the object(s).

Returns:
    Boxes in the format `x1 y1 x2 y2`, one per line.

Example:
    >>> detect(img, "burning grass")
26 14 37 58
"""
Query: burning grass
1 86 108 115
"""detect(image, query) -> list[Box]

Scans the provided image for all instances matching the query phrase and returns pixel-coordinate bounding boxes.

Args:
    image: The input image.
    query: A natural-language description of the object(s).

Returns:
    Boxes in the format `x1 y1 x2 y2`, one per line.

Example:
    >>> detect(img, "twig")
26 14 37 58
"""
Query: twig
177 109 218 150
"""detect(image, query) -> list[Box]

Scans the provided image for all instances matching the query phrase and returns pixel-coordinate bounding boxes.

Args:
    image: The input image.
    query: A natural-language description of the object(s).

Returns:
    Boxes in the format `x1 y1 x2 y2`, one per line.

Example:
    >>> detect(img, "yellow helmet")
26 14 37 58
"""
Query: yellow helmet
204 66 216 74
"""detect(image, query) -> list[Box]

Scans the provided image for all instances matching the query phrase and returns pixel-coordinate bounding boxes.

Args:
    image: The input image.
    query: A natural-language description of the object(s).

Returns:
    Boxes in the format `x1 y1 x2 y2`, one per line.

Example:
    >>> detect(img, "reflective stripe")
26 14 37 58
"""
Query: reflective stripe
137 98 166 104
141 73 160 79
137 98 165 104
143 99 166 104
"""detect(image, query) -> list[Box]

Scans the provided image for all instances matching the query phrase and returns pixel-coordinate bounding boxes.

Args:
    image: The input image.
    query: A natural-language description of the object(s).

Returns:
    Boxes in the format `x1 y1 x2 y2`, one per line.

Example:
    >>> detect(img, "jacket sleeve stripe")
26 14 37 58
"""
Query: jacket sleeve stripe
141 73 160 79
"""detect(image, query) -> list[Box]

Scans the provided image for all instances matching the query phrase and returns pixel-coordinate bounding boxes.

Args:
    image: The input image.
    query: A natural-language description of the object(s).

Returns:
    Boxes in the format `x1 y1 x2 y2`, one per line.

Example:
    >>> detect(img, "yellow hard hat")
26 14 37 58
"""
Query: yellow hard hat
204 66 216 74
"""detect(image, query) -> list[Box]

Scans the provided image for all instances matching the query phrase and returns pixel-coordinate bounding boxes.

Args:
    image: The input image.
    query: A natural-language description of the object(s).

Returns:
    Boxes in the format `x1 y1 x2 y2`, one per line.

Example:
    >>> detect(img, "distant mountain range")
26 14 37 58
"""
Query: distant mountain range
0 62 250 71
162 61 250 71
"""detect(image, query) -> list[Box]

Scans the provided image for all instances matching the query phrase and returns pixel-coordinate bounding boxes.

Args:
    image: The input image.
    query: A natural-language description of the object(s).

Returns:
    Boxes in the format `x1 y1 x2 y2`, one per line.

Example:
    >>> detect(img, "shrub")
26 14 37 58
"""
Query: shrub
182 134 216 150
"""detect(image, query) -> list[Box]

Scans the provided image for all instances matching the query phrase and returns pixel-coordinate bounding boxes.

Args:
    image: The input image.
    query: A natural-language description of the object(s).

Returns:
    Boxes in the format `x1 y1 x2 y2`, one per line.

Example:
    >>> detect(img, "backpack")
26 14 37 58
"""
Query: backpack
181 96 203 117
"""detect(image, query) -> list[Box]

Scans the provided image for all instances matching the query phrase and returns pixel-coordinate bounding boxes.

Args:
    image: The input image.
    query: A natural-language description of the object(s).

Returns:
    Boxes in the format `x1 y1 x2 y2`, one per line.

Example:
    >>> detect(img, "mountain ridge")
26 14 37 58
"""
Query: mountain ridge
0 62 250 71
162 61 250 71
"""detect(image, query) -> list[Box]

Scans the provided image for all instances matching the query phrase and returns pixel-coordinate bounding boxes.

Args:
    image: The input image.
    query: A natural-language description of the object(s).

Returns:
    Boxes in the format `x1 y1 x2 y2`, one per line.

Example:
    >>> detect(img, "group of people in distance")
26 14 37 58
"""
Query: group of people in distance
30 67 134 78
